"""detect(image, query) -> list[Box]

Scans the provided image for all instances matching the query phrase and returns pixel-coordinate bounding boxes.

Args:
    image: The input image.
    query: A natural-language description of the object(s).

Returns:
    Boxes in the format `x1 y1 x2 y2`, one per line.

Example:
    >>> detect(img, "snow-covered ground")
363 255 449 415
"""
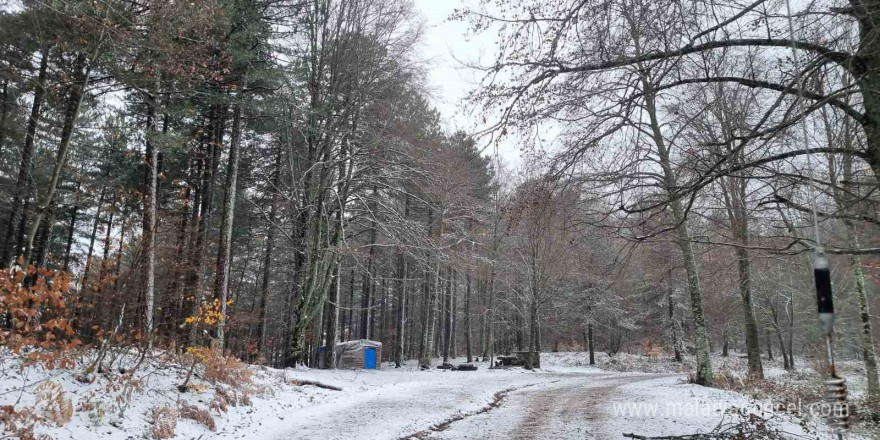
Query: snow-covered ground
0 350 866 439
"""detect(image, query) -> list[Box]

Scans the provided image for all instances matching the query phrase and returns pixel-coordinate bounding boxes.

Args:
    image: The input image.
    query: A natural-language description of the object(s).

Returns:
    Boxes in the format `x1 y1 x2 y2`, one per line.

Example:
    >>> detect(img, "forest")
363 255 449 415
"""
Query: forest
0 0 879 439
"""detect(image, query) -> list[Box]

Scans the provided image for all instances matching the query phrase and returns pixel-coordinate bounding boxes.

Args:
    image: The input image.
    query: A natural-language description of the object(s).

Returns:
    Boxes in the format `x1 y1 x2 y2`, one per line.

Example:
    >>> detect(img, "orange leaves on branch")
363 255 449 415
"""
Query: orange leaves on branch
185 298 232 329
1 266 79 370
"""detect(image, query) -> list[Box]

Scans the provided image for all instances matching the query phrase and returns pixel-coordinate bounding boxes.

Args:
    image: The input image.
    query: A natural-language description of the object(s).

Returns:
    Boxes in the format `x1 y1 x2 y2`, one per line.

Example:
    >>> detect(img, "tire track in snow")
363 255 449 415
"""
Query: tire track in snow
397 381 551 440
510 375 657 440
423 372 675 439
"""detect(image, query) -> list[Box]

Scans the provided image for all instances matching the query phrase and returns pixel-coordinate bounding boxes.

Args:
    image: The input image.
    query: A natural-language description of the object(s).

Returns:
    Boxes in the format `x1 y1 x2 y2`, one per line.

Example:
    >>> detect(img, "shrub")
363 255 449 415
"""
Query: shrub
187 346 253 388
150 405 178 439
0 267 81 370
0 405 41 440
711 369 747 391
179 402 215 431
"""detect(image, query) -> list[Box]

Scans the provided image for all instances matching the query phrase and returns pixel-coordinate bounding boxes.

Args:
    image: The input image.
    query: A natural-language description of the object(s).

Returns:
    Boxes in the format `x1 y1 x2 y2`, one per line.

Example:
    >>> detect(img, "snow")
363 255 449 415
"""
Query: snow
1 350 868 439
604 375 816 439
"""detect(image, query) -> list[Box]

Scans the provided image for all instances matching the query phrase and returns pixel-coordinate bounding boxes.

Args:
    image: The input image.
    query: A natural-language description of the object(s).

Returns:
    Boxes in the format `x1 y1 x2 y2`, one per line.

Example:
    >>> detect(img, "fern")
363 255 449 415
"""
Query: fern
34 380 73 427
179 402 216 431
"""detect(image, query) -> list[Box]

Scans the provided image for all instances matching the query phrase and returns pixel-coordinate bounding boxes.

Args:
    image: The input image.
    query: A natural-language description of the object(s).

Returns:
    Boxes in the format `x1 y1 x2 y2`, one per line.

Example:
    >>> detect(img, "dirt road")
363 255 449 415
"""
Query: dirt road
405 372 671 440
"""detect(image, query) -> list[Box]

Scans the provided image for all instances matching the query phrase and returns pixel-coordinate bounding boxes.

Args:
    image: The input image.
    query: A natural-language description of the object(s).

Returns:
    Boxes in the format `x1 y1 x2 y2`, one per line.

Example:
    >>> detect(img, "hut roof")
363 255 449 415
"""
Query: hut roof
336 339 382 349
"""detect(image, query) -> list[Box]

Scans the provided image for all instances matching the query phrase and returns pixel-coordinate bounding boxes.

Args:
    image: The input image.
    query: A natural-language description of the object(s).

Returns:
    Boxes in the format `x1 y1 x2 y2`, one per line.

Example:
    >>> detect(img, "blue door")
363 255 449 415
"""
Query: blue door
364 348 377 369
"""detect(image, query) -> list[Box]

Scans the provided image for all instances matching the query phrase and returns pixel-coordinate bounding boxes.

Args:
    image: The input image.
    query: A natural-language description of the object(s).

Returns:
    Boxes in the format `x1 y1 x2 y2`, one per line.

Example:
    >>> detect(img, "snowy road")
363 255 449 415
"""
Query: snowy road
271 369 689 440
420 372 668 440
260 362 837 440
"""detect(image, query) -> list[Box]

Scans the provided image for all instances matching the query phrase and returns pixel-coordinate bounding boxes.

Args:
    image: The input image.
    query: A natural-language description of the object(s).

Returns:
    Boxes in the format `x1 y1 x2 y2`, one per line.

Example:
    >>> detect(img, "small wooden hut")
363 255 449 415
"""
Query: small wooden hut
333 339 382 369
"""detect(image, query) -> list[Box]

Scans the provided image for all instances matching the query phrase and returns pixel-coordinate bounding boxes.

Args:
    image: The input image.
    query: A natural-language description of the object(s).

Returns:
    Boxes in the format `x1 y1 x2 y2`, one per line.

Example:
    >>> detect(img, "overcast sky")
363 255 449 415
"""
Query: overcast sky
412 0 522 166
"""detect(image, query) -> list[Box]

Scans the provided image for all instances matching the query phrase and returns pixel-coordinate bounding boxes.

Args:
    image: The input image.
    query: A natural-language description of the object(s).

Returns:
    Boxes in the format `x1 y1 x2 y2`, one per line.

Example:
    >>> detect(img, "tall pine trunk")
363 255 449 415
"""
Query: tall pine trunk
3 45 48 267
142 83 160 346
187 106 223 345
97 196 116 331
214 104 242 349
257 146 281 356
25 56 92 264
62 182 82 273
166 161 192 343
81 187 107 289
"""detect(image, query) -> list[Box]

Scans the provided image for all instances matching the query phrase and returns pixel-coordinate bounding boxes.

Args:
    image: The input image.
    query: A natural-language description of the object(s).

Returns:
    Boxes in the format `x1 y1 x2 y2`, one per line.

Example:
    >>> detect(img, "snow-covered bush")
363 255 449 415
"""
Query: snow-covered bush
150 405 177 439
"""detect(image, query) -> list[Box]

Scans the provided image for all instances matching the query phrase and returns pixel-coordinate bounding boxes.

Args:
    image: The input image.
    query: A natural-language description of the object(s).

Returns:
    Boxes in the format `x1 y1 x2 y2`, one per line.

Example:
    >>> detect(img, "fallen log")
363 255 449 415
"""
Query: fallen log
289 379 342 391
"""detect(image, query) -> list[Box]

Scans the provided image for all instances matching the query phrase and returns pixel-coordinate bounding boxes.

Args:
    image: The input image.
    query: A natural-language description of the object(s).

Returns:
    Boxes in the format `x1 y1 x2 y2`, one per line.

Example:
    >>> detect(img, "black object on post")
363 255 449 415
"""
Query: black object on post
814 253 834 315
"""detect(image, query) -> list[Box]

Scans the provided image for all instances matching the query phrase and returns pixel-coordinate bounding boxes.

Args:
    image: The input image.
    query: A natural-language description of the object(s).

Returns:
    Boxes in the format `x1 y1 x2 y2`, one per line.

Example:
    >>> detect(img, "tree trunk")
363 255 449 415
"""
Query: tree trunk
62 184 81 273
81 187 107 290
451 272 458 359
32 204 54 268
187 106 224 345
24 56 92 264
166 162 192 343
326 261 340 369
214 104 242 349
525 302 537 369
111 204 129 306
465 271 473 363
434 269 444 359
667 288 683 362
257 146 281 356
179 146 203 345
642 73 713 386
443 268 453 363
394 198 409 367
854 1 880 179
719 173 764 379
487 267 496 366
787 294 795 370
312 296 327 367
3 45 48 267
97 196 116 333
770 303 790 370
360 188 378 339
588 322 595 365
379 278 388 349
0 80 8 160
851 250 880 402
478 281 486 359
420 266 435 366
142 84 160 347
394 253 407 367
347 269 355 341
419 209 436 366
824 101 880 402
76 187 106 336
